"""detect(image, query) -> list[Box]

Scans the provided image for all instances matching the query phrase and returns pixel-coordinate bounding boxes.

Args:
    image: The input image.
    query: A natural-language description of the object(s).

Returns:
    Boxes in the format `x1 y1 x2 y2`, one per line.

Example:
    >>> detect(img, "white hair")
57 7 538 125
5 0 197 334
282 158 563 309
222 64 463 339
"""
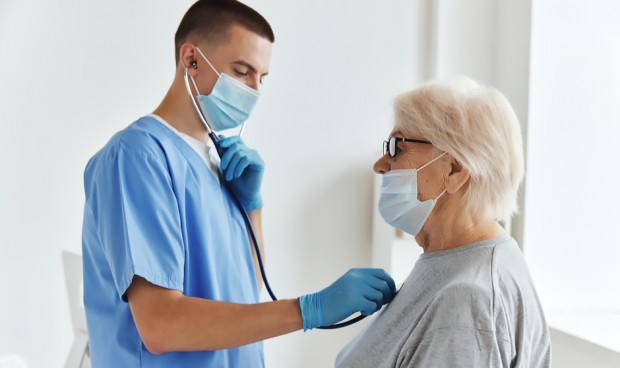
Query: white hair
393 77 525 223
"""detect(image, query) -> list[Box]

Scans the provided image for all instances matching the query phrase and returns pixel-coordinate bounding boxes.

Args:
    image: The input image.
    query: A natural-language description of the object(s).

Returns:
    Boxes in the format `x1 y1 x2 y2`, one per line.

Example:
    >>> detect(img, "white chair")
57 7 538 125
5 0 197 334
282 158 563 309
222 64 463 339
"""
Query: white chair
62 251 90 368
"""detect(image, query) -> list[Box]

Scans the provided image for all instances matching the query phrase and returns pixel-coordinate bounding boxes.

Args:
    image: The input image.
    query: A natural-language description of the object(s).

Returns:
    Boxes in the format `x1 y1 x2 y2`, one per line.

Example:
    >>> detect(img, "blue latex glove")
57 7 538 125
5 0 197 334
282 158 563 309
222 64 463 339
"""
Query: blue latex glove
298 268 396 331
218 136 264 212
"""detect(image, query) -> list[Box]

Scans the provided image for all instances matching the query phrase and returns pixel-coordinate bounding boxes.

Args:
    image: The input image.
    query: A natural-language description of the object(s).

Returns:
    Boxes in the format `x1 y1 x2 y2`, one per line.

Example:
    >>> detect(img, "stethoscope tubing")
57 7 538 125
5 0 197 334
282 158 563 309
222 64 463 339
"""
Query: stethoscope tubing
213 138 367 329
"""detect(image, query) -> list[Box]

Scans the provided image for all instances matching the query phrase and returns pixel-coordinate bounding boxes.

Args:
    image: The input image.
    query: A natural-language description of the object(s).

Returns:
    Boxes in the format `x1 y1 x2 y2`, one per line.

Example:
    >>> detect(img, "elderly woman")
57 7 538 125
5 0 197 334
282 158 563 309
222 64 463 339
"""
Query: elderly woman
336 78 551 367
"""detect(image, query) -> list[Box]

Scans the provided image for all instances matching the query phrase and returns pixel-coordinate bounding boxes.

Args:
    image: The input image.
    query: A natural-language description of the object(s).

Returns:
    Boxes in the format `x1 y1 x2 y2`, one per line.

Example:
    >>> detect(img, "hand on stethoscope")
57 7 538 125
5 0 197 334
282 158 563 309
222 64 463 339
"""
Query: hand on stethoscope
299 269 398 331
218 135 264 213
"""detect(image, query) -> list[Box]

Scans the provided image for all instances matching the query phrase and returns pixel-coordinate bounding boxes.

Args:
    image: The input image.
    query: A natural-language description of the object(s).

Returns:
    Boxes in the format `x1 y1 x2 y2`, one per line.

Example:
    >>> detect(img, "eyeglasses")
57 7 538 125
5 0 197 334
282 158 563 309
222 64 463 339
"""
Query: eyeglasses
383 136 432 158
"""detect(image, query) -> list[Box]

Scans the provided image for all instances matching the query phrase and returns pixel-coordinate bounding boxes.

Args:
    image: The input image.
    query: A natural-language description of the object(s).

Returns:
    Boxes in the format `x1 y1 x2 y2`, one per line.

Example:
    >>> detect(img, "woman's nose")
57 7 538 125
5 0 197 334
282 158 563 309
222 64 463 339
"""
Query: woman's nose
373 154 390 174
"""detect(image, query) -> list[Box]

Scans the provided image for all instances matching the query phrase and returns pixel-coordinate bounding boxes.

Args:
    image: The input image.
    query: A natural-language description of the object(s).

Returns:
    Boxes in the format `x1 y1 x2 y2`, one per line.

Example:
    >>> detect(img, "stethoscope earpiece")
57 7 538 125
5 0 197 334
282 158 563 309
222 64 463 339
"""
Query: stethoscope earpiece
192 61 198 69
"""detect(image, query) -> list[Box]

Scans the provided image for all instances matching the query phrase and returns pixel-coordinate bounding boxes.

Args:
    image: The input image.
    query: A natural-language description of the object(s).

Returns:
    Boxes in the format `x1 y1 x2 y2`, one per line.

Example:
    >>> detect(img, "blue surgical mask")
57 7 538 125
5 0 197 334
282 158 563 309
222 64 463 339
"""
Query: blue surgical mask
190 47 260 131
378 152 447 237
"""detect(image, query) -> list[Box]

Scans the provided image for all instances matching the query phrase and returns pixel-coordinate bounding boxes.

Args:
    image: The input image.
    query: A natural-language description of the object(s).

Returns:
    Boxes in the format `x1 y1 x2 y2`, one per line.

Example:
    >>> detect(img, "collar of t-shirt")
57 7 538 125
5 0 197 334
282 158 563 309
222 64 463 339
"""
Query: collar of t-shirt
148 114 220 182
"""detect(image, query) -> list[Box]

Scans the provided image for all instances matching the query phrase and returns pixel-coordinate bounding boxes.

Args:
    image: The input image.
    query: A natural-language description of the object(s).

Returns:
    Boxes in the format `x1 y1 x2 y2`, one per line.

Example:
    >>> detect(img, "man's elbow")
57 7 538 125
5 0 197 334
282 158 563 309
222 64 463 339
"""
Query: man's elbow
126 276 183 354
139 327 173 355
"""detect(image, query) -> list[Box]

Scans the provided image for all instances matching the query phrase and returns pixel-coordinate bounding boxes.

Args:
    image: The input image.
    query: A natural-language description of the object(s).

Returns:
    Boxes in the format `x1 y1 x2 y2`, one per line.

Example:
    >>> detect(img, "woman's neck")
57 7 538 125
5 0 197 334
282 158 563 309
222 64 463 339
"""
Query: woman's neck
415 207 505 253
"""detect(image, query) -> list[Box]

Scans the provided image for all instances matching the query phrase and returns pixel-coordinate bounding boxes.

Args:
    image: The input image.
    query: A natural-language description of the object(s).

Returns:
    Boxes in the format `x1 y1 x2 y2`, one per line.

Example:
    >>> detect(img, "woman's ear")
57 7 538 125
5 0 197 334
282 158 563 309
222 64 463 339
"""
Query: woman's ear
445 157 470 194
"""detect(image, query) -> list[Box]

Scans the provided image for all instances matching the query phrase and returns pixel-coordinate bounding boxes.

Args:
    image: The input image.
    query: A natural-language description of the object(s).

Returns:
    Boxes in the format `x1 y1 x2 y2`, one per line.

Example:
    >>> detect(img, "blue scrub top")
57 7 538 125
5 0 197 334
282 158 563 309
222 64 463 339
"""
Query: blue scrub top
82 116 263 367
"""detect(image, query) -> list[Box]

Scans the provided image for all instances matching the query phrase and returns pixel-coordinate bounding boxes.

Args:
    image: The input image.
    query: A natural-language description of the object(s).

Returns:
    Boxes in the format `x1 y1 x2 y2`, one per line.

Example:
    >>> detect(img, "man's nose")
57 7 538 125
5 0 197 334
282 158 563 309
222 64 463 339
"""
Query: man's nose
246 77 261 92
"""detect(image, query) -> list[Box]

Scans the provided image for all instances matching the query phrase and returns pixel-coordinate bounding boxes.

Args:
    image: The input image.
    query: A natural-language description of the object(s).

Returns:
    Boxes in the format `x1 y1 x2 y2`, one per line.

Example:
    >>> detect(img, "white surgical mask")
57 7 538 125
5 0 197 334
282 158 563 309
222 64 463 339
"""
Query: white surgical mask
378 152 447 237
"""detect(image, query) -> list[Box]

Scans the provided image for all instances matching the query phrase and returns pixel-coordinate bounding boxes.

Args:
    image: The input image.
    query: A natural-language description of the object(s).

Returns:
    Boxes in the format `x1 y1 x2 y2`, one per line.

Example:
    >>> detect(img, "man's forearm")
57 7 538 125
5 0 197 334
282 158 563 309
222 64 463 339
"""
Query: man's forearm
159 297 301 352
127 276 302 354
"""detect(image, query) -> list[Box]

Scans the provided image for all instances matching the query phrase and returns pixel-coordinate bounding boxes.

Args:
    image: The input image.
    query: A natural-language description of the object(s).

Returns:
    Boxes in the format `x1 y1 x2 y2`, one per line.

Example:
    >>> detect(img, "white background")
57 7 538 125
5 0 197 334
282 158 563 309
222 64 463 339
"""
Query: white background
526 0 620 312
1 0 618 367
524 0 620 352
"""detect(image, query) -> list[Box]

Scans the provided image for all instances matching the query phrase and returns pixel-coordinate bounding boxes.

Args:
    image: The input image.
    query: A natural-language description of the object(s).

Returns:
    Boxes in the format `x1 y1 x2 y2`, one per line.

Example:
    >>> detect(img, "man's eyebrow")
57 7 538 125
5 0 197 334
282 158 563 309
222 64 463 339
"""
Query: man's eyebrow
232 60 269 76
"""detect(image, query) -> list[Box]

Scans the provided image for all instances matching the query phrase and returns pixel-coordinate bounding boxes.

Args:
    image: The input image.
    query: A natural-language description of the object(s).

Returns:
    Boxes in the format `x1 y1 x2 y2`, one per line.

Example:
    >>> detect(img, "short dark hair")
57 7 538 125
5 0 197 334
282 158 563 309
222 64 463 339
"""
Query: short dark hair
174 0 275 65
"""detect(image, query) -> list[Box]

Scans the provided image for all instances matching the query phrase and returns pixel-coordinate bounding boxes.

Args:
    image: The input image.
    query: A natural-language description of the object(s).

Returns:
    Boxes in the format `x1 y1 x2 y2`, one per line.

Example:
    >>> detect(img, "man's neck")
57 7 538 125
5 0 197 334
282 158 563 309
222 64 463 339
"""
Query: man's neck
153 78 210 144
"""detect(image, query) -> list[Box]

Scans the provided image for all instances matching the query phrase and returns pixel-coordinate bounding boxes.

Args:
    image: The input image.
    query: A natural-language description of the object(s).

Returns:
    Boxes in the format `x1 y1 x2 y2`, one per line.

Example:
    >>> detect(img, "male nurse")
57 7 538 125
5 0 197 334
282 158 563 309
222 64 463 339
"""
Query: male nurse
81 0 396 366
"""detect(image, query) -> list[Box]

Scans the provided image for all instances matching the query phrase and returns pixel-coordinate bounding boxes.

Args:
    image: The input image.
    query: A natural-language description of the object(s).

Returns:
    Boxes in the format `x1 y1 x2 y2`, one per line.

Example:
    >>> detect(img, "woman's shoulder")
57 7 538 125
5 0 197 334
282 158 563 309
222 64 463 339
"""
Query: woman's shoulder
491 236 534 282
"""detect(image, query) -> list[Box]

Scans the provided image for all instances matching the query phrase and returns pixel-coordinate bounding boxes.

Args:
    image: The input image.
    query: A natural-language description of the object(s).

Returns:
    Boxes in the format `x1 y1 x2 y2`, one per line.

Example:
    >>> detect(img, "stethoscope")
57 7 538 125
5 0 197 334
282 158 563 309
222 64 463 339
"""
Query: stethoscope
183 67 371 329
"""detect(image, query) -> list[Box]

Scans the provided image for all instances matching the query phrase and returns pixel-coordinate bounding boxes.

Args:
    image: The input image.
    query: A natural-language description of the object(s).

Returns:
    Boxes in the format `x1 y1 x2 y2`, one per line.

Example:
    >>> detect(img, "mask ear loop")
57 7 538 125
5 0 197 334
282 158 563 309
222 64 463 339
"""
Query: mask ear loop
238 122 247 137
417 151 449 201
435 188 448 201
195 47 221 76
417 151 447 171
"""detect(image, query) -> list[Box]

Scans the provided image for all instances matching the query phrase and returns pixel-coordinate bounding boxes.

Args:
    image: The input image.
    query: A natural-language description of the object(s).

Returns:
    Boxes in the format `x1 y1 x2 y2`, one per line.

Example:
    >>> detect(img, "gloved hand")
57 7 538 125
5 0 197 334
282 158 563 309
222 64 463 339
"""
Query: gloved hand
218 136 264 212
298 268 396 331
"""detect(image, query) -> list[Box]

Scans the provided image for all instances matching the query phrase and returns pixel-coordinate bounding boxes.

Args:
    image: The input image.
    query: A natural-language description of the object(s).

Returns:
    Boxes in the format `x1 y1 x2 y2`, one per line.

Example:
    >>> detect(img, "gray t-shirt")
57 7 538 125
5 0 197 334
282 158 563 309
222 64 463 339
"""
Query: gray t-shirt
336 235 551 368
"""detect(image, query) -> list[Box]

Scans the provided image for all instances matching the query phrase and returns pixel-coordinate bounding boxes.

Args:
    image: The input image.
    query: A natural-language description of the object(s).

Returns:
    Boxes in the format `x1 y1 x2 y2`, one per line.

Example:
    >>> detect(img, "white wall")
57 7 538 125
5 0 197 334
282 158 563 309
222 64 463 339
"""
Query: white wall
525 0 620 312
523 0 620 358
431 0 531 134
0 1 420 367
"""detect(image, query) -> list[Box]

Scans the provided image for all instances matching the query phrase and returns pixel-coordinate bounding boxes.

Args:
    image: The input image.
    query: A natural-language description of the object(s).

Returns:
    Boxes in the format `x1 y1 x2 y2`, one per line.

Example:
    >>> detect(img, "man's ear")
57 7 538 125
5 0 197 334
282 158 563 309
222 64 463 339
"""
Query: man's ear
445 156 470 194
179 43 199 77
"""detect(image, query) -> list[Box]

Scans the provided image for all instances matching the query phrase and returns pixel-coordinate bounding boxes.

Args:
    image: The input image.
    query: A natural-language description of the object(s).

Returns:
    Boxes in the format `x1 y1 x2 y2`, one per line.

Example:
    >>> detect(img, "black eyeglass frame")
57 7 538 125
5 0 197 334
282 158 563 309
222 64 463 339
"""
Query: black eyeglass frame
383 136 432 158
